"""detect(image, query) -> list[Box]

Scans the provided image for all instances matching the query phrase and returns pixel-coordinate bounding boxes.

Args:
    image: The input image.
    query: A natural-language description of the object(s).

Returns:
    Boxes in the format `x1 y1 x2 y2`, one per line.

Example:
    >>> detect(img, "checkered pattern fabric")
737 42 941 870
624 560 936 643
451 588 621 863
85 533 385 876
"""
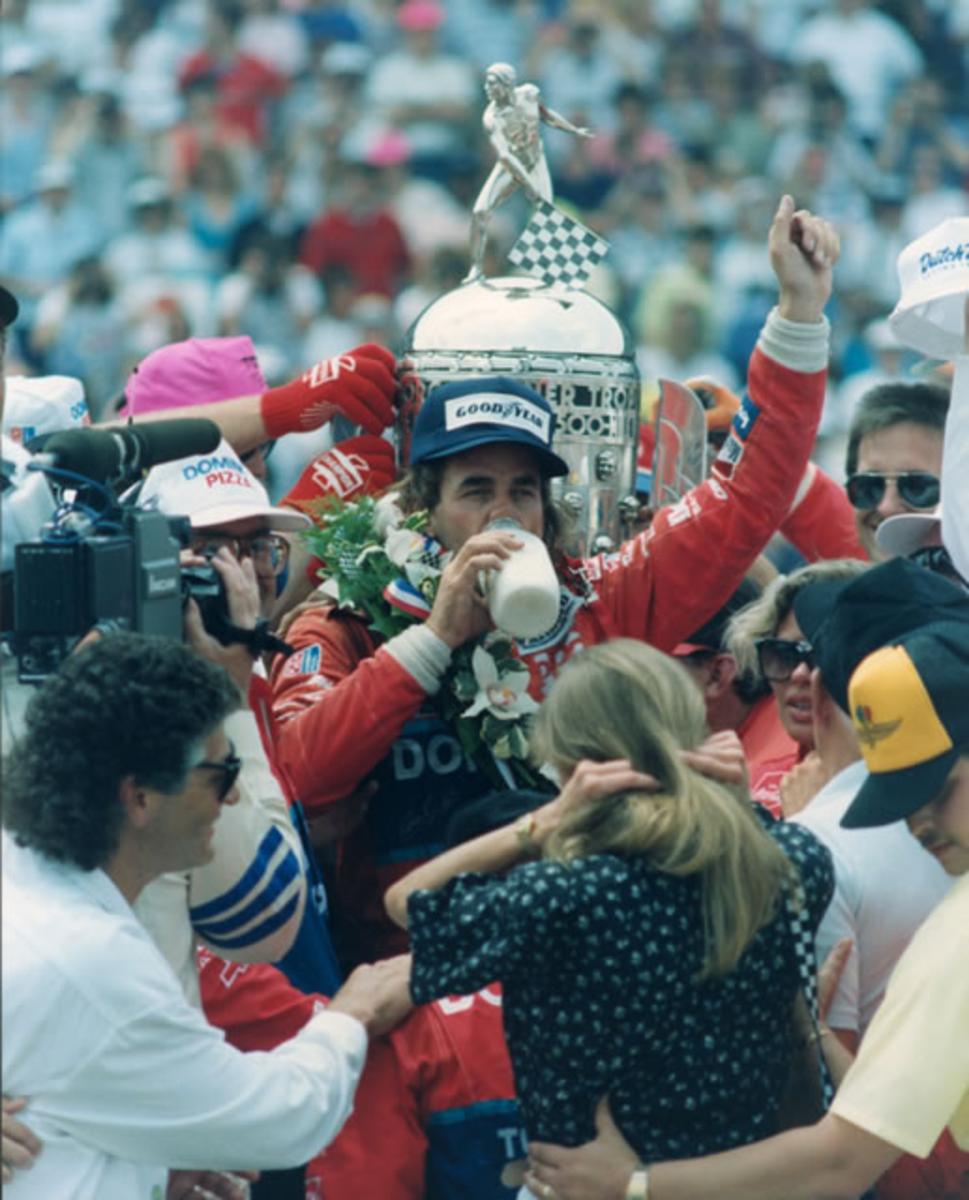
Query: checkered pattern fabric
508 200 609 290
786 883 835 1108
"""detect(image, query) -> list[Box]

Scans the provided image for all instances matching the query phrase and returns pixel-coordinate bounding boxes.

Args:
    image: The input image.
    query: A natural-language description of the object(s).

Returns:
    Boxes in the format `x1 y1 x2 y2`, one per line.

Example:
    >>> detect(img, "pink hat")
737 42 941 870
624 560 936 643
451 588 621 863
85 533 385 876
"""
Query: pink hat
397 0 444 31
366 128 411 167
121 336 267 417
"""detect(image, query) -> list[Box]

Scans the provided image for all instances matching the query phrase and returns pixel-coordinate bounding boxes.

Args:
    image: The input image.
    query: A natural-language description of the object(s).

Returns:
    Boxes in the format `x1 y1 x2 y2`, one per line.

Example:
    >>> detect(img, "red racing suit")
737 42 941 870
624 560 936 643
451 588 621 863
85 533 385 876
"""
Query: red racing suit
270 323 829 963
197 951 522 1200
781 461 867 563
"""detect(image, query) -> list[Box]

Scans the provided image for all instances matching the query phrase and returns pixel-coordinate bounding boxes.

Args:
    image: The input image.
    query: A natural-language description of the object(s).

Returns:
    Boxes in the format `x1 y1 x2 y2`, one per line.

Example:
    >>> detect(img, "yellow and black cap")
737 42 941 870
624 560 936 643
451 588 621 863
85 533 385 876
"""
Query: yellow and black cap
841 621 969 829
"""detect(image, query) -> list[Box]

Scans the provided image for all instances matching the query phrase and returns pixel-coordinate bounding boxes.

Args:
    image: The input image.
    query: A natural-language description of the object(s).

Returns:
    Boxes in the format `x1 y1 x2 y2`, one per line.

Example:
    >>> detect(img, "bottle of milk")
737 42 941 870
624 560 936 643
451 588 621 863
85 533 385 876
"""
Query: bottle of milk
482 518 560 640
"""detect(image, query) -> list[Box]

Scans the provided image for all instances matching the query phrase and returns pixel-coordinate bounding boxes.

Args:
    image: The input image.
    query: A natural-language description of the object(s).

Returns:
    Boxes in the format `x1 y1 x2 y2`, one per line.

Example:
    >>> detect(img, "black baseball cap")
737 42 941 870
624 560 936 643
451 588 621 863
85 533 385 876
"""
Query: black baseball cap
409 376 569 477
841 621 969 828
792 557 969 711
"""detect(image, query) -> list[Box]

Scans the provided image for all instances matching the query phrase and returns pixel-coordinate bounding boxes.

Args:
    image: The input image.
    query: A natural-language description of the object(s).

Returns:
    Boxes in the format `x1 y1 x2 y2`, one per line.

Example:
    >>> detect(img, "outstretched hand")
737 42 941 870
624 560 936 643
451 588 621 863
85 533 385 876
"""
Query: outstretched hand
769 194 840 324
260 343 398 439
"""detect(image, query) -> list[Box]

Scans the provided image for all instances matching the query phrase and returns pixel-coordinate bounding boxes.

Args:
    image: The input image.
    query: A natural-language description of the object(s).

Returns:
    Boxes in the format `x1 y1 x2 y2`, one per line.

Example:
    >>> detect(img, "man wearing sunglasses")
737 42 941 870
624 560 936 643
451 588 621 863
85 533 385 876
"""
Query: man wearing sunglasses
1 634 413 1200
842 381 948 561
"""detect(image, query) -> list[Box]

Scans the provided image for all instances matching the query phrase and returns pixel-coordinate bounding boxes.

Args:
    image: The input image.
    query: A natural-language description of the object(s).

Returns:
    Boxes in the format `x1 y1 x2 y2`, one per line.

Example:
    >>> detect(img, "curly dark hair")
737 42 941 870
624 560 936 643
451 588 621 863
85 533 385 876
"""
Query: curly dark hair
3 634 240 870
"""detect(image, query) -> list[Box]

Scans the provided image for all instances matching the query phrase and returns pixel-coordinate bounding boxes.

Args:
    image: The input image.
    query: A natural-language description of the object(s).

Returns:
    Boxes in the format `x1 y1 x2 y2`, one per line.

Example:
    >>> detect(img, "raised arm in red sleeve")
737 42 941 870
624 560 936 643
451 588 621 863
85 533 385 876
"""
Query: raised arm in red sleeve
781 462 868 562
582 196 841 652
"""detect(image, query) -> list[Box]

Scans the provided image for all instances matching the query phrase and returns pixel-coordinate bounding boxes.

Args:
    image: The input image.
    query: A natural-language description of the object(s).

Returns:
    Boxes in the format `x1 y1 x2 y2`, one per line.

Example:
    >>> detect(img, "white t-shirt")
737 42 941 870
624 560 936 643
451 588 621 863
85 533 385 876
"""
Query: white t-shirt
1 834 365 1199
791 759 951 1034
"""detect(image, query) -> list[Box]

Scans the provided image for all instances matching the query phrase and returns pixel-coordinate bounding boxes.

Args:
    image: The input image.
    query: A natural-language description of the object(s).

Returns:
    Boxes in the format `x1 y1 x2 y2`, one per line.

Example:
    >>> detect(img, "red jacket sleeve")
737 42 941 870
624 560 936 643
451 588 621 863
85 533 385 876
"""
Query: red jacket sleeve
584 346 827 651
780 463 868 562
269 609 430 815
197 950 324 1053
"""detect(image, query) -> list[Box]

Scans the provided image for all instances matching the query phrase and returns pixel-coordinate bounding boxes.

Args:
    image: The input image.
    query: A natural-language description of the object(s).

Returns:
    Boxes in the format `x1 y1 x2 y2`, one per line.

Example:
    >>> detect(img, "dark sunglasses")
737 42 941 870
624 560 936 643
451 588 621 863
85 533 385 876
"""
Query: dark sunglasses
845 471 940 511
755 637 815 682
192 741 242 802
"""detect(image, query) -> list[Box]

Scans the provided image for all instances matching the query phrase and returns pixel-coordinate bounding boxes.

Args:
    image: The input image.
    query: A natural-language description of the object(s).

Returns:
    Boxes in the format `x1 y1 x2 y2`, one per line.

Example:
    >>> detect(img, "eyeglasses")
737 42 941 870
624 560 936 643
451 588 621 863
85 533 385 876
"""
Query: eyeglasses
191 742 242 802
755 637 815 682
845 471 940 511
192 532 290 576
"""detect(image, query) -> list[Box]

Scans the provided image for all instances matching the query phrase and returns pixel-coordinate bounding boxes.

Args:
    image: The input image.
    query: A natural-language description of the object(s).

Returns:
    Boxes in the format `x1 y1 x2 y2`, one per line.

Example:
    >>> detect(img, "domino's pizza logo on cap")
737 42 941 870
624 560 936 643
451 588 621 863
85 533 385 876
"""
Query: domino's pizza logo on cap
136 437 310 532
408 376 569 477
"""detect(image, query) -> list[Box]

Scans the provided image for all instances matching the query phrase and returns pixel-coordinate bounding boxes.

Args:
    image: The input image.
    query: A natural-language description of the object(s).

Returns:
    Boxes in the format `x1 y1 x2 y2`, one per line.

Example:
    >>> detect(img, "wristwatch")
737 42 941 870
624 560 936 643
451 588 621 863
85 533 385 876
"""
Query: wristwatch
625 1167 650 1200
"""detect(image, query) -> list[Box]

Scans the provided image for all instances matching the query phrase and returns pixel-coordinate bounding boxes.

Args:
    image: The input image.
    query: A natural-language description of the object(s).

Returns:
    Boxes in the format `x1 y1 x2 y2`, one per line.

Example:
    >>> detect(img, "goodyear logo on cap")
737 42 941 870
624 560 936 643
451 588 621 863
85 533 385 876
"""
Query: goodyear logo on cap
444 394 551 444
848 644 952 774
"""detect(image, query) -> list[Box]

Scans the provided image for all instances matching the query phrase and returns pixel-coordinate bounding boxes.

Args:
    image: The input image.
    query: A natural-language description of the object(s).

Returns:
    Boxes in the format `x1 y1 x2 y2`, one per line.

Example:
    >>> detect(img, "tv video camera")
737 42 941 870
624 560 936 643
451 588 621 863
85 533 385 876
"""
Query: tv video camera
7 419 237 682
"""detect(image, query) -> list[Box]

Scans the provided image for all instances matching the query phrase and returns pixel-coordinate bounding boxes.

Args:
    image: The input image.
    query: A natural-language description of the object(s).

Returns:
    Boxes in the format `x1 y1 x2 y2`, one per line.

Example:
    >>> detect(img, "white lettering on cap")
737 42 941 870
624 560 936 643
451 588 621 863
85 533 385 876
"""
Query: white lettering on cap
444 393 551 443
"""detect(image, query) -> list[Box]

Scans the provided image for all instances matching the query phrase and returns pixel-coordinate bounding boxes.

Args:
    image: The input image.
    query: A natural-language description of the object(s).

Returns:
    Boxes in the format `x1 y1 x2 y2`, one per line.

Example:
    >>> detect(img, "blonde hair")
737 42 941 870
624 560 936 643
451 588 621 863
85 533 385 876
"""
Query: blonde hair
725 558 870 679
531 639 795 980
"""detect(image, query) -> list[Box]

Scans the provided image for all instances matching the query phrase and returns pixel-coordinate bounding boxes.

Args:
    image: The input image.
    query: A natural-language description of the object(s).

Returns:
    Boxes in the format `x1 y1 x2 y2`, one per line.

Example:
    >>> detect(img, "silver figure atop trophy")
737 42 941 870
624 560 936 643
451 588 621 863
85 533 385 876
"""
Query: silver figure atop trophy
465 62 592 282
402 63 642 556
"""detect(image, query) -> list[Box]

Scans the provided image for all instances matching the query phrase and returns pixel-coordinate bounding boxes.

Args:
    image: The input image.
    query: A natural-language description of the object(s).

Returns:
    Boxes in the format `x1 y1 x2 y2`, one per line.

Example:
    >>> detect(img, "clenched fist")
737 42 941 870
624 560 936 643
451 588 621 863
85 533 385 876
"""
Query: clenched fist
282 434 397 513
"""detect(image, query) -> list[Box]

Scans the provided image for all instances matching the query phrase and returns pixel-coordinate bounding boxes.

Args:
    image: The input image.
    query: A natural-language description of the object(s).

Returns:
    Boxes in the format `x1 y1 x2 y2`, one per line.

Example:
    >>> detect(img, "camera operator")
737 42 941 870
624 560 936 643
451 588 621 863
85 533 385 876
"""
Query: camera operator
134 438 344 998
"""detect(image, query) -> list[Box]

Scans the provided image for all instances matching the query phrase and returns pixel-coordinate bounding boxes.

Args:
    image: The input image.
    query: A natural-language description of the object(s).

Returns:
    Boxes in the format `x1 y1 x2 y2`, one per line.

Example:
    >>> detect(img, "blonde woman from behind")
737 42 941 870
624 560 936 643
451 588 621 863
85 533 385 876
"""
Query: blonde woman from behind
386 639 834 1194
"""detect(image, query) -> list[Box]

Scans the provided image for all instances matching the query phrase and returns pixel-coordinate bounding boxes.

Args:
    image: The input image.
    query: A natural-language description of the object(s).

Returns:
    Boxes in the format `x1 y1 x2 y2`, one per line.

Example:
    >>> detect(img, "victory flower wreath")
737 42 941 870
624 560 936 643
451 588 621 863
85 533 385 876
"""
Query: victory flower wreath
301 493 548 790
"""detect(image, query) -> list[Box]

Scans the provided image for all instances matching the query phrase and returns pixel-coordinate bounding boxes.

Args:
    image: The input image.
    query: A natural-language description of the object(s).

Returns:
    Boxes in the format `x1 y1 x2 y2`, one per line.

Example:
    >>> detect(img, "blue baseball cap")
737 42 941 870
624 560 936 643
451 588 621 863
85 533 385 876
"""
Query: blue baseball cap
409 376 569 477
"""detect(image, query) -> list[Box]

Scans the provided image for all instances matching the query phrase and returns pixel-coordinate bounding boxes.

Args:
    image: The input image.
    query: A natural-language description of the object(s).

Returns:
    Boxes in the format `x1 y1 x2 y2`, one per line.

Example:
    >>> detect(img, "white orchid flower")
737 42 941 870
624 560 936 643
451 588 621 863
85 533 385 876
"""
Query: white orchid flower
373 492 405 537
385 527 426 567
464 645 539 722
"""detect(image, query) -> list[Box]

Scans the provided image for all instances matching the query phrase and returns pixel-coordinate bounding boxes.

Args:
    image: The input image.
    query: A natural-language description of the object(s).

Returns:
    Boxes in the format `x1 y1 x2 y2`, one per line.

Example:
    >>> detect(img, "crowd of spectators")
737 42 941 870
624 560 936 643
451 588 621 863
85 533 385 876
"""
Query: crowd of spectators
2 4 969 1200
1 0 967 455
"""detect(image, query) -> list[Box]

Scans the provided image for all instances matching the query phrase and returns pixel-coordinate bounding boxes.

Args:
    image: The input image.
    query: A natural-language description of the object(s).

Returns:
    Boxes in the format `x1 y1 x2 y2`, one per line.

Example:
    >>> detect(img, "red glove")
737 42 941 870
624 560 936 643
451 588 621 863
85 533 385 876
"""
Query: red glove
281 434 397 514
260 343 397 439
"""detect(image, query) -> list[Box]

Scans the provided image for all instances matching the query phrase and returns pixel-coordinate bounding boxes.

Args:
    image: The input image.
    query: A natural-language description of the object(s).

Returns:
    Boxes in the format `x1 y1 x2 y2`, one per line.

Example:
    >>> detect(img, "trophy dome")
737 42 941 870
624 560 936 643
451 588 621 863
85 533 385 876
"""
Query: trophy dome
398 276 640 556
406 276 632 358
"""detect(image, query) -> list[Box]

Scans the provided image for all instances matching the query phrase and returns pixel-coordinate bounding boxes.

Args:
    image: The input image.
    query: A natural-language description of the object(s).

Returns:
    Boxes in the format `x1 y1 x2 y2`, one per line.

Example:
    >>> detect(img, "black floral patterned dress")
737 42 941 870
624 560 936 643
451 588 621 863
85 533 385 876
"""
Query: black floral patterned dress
408 818 833 1159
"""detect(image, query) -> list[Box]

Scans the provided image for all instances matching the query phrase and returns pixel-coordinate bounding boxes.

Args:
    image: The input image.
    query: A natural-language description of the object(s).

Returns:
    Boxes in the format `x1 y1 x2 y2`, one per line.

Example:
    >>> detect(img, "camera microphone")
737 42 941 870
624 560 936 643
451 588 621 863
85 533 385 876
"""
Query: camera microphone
28 419 223 486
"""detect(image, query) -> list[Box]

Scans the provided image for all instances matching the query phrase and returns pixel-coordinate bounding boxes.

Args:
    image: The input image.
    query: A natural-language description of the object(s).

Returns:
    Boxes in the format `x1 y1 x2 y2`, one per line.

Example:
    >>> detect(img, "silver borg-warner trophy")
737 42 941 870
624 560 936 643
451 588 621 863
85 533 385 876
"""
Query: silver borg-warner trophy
401 63 641 556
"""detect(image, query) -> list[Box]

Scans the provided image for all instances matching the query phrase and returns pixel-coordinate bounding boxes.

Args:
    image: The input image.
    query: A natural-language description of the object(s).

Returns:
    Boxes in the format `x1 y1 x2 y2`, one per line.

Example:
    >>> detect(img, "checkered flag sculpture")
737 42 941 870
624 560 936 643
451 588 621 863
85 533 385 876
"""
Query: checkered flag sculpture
508 200 609 290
